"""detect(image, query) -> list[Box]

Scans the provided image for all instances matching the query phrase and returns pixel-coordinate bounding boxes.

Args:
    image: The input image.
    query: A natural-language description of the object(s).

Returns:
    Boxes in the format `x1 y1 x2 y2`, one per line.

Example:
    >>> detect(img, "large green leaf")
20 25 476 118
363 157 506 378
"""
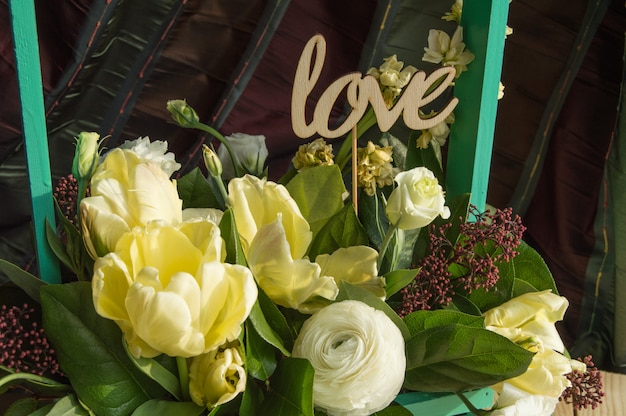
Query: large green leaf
130 399 204 416
248 300 291 357
246 321 278 382
122 344 182 401
259 358 314 416
307 203 369 259
40 282 169 416
404 324 534 392
286 165 346 237
177 167 223 210
357 189 390 250
373 403 414 416
403 309 484 335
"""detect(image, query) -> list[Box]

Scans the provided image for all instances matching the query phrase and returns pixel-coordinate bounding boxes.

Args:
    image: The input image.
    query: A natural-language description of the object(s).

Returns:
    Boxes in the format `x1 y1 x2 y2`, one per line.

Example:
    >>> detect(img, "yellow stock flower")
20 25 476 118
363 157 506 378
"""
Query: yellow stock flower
92 220 257 358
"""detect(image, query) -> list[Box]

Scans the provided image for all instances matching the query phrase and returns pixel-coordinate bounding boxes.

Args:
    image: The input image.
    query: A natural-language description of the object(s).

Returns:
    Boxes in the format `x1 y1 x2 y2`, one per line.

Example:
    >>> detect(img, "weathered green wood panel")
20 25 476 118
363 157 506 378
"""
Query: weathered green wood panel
9 0 61 283
446 0 510 212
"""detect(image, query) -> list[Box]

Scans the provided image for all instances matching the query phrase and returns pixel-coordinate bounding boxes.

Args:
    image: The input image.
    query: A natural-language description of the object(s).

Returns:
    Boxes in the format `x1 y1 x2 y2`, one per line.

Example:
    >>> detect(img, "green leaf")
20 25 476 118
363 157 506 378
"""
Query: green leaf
239 376 265 416
511 278 538 297
404 324 534 392
246 321 278 381
406 131 445 184
448 294 483 316
40 394 90 415
336 281 410 340
4 398 39 416
259 358 314 416
248 300 291 357
123 343 183 401
130 400 204 416
357 190 389 249
40 282 168 416
257 288 295 350
286 165 346 237
0 259 46 303
403 310 484 336
219 208 246 266
503 241 558 294
177 167 223 210
384 269 419 298
307 203 369 259
0 368 72 397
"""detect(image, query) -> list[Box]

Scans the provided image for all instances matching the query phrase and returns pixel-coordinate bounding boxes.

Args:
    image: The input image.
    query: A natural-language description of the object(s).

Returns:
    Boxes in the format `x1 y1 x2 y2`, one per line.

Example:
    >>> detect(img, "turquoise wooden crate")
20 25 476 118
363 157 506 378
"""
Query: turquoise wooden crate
395 388 495 415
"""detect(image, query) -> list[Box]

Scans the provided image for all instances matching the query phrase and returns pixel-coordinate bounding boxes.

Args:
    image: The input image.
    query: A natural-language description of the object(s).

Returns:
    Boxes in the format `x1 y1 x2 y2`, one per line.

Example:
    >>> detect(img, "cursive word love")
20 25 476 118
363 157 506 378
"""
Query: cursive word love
291 34 459 139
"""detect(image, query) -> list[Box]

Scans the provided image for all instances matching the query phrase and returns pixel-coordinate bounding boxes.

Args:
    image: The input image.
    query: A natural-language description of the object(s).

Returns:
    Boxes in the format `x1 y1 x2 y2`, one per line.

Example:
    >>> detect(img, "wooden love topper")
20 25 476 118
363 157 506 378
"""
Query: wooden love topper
291 34 459 139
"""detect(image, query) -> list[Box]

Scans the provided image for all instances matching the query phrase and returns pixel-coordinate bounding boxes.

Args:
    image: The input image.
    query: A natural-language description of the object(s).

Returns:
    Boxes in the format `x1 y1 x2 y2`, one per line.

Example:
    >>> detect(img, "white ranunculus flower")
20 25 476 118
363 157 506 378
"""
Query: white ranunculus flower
292 300 405 416
218 133 268 179
490 383 559 416
385 167 450 230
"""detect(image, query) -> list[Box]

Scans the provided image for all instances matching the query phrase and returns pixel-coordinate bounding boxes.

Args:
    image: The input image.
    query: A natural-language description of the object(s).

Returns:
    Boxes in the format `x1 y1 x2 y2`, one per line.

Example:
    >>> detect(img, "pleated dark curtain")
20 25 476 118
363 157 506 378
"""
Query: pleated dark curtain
1 0 624 371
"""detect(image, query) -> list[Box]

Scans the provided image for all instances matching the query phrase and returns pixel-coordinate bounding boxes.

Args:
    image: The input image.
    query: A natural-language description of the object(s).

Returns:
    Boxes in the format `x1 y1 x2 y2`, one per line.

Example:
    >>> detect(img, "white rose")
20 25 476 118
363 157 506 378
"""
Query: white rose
218 133 268 179
385 167 450 230
490 383 558 416
292 300 405 416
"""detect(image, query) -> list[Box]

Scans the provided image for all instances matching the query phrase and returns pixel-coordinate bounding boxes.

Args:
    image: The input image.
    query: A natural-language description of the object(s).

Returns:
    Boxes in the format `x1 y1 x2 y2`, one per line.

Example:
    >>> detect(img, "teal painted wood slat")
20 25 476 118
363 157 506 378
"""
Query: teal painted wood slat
446 0 510 212
9 0 61 283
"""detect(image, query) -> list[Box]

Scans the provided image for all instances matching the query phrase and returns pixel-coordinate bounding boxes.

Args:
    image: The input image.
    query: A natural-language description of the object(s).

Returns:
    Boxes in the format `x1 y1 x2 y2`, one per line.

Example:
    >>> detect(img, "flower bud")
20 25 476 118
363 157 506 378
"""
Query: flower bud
71 132 101 181
167 99 200 127
202 144 223 178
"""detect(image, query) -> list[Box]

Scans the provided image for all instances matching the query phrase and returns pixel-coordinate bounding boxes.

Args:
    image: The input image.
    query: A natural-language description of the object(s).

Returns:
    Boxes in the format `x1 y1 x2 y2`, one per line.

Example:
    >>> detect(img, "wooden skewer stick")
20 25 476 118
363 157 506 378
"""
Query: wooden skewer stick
352 125 358 216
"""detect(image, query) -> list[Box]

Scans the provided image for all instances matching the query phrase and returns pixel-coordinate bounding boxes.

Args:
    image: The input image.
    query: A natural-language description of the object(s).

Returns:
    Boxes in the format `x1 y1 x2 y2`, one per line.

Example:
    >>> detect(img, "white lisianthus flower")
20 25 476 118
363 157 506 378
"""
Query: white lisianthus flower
490 383 559 416
292 301 405 416
118 136 181 177
217 133 268 179
385 167 450 230
189 345 247 408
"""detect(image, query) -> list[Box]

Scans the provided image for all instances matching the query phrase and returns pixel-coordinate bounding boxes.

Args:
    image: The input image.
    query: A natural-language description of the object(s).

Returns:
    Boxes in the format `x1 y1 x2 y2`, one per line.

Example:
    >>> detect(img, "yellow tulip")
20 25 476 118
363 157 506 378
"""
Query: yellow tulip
92 221 257 358
80 148 183 257
228 175 311 258
484 290 574 398
189 345 247 408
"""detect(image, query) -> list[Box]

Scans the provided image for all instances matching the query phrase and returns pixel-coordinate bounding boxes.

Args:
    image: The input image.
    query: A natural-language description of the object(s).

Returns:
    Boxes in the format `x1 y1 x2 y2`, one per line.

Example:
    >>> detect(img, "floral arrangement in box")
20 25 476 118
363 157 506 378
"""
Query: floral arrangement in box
0 3 604 416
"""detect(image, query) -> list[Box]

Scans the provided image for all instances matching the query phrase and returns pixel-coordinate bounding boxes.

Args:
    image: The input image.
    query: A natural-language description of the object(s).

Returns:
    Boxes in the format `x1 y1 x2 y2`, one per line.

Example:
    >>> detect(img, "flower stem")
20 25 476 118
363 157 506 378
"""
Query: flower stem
454 391 489 416
177 356 191 402
378 222 398 274
193 122 243 178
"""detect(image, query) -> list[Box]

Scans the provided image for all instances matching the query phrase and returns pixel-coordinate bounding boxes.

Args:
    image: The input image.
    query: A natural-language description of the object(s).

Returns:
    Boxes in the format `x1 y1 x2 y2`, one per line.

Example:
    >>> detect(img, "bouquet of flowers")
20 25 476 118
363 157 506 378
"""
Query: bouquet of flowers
0 4 604 415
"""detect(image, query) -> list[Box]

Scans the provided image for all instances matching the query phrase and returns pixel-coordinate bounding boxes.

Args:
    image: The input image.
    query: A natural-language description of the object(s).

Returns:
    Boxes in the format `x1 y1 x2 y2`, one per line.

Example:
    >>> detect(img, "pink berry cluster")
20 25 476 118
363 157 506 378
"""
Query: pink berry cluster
560 355 605 410
398 206 526 316
0 304 63 377
53 174 80 225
